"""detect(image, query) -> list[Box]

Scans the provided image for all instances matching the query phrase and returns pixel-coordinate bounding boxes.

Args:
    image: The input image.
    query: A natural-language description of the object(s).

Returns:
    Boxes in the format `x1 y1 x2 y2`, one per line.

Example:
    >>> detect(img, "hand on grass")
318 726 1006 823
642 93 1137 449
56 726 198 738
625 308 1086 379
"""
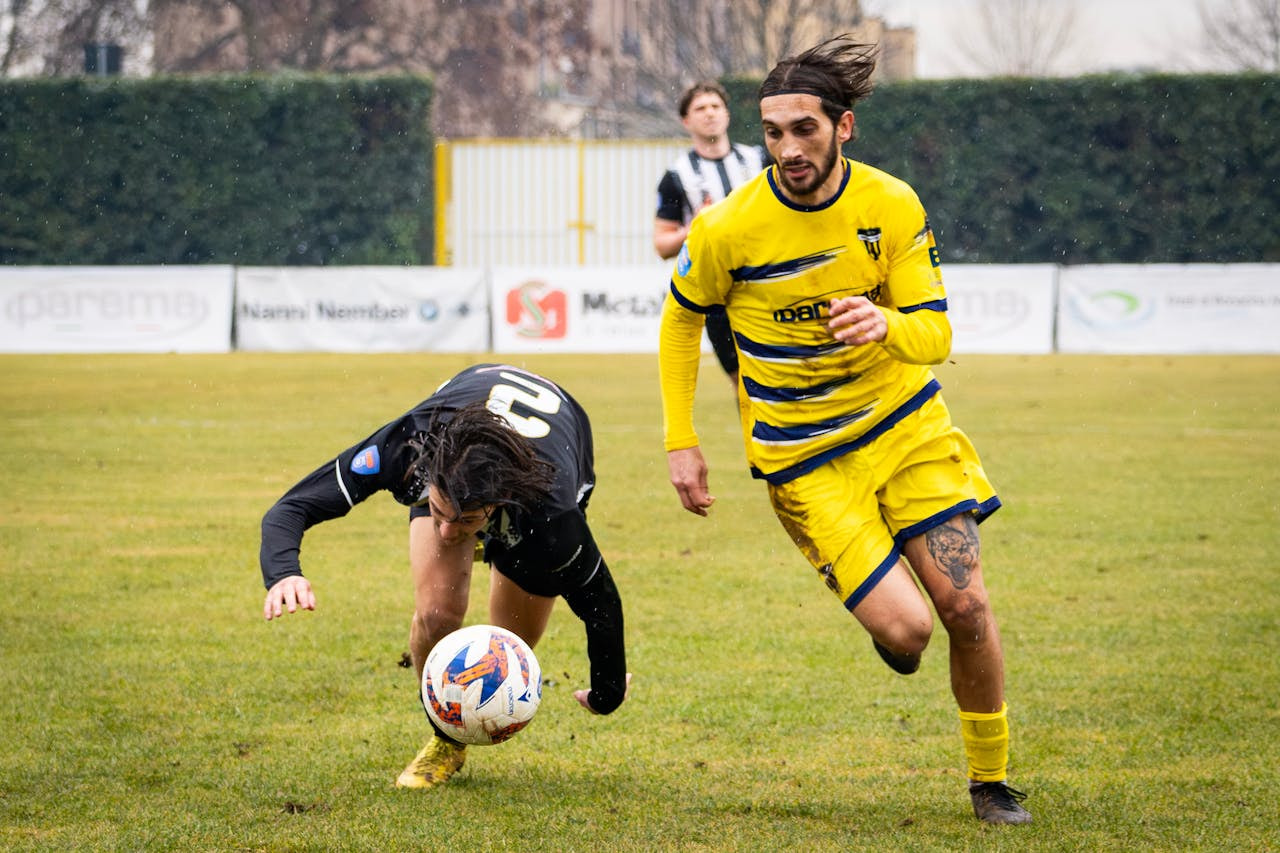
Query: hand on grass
575 673 632 714
264 575 315 621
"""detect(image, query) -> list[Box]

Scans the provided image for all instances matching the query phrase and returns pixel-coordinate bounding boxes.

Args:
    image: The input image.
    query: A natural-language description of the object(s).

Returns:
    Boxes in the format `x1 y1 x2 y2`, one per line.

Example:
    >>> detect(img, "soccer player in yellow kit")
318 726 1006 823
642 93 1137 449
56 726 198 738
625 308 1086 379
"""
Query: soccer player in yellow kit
659 36 1032 825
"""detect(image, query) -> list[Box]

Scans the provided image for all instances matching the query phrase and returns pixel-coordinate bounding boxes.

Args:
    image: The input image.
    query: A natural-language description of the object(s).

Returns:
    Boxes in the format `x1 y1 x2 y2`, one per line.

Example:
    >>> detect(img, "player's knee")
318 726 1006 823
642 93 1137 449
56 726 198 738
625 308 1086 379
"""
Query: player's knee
876 611 933 660
899 620 934 659
414 603 465 644
936 591 991 644
870 621 930 675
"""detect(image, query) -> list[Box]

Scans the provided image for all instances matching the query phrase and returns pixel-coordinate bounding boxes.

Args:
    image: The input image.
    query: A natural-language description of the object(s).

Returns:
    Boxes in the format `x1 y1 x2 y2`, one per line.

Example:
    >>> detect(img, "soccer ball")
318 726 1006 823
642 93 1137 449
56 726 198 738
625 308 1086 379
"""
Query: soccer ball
421 624 542 745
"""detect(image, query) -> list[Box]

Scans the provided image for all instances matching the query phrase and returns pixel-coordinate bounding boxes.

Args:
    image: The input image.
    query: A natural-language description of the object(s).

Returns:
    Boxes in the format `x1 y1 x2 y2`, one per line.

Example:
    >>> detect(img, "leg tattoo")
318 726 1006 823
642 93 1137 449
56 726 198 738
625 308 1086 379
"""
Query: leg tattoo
926 515 980 590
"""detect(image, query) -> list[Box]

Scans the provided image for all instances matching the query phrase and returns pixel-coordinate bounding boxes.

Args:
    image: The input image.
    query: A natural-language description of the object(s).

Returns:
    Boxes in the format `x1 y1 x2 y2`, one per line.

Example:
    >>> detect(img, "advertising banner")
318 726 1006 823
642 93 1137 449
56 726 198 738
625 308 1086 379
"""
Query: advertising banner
235 266 490 352
492 263 1059 355
0 266 234 353
944 264 1057 354
491 265 672 353
1058 264 1280 353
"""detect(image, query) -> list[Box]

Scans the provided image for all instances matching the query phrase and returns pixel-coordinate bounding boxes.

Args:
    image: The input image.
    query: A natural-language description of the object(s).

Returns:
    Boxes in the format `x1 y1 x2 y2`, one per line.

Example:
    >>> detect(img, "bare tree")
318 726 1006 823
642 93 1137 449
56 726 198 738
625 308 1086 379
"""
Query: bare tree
626 0 867 132
2 0 33 75
2 0 146 76
149 0 392 73
953 0 1081 76
652 0 866 79
1199 0 1280 70
748 0 868 70
9 0 893 136
148 0 597 137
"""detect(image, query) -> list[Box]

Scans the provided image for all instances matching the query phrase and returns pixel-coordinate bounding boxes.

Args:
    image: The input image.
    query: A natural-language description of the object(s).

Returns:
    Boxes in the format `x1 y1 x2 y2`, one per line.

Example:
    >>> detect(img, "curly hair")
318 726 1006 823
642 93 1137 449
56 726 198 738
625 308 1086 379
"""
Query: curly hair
404 401 554 512
759 35 878 133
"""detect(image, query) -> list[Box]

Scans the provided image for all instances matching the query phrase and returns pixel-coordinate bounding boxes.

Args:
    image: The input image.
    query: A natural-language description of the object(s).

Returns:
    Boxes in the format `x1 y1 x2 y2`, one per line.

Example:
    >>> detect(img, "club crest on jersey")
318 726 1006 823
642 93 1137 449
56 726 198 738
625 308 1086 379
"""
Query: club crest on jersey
857 228 882 260
351 445 380 475
676 243 692 276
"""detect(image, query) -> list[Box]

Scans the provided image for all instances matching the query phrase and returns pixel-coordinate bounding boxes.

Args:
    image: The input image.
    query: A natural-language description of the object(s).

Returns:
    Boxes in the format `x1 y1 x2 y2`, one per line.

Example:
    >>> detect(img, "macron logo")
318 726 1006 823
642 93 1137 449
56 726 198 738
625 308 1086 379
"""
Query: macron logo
351 446 381 475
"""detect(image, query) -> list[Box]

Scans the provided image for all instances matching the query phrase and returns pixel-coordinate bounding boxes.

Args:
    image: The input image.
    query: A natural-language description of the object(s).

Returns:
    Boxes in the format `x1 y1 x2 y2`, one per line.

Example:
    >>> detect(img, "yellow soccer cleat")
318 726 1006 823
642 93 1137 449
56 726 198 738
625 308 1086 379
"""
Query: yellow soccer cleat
395 735 467 789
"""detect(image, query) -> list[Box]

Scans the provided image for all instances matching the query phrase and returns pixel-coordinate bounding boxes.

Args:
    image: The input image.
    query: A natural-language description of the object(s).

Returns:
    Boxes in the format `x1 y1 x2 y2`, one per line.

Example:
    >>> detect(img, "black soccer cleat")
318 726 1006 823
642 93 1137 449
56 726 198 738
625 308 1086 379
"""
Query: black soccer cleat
969 781 1032 825
873 639 920 674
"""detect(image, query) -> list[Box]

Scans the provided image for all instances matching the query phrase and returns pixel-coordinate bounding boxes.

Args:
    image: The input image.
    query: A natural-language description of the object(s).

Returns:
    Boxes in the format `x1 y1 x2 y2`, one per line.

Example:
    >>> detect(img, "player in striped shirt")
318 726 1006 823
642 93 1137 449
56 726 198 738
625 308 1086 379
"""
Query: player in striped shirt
658 36 1031 826
654 81 769 384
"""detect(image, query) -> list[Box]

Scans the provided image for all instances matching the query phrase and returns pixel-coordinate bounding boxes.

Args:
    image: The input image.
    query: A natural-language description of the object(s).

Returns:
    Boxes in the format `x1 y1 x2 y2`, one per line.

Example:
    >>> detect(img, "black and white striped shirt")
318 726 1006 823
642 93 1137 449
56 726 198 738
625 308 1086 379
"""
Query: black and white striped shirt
655 142 768 224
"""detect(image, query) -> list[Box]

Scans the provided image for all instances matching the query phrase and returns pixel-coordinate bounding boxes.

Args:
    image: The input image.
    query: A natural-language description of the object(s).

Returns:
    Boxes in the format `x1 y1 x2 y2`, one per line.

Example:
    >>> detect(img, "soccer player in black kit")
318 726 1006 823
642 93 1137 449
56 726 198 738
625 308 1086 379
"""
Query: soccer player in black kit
259 364 630 789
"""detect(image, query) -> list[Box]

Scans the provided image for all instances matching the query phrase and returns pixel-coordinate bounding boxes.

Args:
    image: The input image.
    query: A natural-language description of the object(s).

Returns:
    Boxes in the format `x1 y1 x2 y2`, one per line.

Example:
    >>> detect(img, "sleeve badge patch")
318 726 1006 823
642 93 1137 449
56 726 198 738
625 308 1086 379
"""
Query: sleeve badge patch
351 445 381 475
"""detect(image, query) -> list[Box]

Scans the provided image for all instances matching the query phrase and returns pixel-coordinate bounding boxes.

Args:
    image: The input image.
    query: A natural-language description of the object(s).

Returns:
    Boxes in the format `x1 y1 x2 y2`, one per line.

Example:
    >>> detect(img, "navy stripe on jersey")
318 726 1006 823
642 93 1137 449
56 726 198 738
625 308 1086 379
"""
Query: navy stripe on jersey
752 407 876 443
734 330 845 361
668 281 718 314
901 299 948 313
742 373 855 403
750 379 942 485
729 248 841 283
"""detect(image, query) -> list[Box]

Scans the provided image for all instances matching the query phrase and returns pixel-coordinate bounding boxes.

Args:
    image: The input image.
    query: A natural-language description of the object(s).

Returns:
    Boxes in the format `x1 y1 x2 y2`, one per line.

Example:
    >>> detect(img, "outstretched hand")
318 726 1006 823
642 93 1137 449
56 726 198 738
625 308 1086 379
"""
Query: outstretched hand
575 672 633 714
263 575 315 621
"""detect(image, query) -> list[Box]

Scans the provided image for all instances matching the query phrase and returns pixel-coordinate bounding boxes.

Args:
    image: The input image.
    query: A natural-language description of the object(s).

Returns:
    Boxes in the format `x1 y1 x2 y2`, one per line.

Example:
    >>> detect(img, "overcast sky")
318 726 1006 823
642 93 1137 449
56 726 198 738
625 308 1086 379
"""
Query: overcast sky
877 0 1225 77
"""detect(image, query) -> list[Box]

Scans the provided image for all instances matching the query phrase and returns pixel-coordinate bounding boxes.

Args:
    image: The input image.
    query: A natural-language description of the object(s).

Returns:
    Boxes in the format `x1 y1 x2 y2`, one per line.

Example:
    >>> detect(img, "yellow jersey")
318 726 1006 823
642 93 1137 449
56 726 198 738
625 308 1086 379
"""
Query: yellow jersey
660 157 952 484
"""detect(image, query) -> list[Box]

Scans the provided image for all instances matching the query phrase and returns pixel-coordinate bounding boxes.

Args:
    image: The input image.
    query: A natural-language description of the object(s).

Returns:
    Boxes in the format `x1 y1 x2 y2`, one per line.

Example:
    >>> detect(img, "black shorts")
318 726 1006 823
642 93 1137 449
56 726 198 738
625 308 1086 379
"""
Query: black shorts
485 509 599 598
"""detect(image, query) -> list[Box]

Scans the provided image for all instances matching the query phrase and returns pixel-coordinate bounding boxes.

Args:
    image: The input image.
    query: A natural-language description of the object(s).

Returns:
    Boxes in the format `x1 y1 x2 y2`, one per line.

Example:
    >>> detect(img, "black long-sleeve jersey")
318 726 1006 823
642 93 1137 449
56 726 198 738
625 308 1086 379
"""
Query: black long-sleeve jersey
259 363 627 714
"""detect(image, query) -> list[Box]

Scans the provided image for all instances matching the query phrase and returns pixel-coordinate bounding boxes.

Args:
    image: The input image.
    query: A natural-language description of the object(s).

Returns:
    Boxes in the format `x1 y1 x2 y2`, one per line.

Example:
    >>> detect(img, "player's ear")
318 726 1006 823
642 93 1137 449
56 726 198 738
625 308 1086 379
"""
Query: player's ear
838 110 855 143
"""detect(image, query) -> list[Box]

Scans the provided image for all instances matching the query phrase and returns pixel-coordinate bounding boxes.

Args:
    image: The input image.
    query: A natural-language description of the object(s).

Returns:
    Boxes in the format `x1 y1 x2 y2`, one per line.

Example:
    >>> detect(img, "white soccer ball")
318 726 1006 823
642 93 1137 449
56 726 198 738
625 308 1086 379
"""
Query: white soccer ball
421 624 542 745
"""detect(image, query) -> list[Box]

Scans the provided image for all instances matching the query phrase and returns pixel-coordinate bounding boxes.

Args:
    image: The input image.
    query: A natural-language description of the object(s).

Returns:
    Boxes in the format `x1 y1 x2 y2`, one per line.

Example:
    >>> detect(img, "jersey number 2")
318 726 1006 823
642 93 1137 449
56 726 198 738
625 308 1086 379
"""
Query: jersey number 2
486 371 561 438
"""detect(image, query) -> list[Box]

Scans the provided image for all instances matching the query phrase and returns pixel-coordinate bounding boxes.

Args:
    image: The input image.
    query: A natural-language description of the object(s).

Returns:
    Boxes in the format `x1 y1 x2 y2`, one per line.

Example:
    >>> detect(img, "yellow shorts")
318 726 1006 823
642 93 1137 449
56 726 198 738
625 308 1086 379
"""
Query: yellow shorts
766 393 999 611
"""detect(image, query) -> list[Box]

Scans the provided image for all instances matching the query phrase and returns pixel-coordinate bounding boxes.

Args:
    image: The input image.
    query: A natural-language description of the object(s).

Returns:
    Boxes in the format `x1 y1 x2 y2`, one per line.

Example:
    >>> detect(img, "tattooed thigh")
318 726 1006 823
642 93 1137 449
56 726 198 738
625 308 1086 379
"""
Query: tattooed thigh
924 514 980 590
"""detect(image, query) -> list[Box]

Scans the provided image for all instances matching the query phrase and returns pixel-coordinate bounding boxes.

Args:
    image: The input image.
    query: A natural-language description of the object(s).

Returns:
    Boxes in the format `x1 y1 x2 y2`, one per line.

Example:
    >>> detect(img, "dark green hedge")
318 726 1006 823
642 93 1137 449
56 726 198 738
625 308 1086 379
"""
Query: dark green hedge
5 73 1275 266
0 74 434 265
725 73 1280 263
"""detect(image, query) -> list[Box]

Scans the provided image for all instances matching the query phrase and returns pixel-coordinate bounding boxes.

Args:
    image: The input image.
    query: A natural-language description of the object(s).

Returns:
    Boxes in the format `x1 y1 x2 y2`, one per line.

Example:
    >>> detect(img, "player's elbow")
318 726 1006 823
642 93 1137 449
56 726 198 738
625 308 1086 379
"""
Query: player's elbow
884 309 952 364
930 317 953 362
926 323 952 364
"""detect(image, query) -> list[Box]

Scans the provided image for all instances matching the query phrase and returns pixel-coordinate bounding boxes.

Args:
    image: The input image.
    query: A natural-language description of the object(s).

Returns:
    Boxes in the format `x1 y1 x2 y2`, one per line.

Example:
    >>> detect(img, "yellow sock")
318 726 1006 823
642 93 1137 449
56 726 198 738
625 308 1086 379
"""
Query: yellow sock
959 702 1009 783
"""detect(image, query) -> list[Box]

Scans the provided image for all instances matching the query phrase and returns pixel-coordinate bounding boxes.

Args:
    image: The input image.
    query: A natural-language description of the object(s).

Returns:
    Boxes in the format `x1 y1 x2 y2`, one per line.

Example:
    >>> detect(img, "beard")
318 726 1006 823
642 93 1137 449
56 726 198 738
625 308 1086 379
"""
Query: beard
776 131 842 199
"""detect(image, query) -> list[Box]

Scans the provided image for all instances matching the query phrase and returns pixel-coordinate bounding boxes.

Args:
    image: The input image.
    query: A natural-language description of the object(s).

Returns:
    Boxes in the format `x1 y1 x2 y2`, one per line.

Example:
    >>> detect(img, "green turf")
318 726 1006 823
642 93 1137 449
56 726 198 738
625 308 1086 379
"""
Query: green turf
2 352 1278 851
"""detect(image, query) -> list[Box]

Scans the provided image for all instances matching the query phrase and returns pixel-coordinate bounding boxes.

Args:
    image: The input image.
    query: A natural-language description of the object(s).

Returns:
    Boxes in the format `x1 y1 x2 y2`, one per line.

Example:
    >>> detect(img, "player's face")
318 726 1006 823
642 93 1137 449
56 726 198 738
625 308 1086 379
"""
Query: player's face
425 486 494 546
760 93 853 205
682 92 730 140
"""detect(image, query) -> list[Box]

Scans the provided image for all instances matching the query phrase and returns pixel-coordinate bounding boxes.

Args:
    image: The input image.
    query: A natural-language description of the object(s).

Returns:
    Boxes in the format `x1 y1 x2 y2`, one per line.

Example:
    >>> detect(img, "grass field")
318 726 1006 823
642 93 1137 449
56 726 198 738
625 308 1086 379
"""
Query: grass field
2 352 1278 852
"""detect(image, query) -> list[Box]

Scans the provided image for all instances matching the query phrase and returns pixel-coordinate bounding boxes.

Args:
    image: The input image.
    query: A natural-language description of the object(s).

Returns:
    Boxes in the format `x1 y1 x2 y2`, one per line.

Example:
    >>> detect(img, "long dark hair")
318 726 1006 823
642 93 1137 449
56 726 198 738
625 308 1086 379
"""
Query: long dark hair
759 35 878 135
405 401 554 512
